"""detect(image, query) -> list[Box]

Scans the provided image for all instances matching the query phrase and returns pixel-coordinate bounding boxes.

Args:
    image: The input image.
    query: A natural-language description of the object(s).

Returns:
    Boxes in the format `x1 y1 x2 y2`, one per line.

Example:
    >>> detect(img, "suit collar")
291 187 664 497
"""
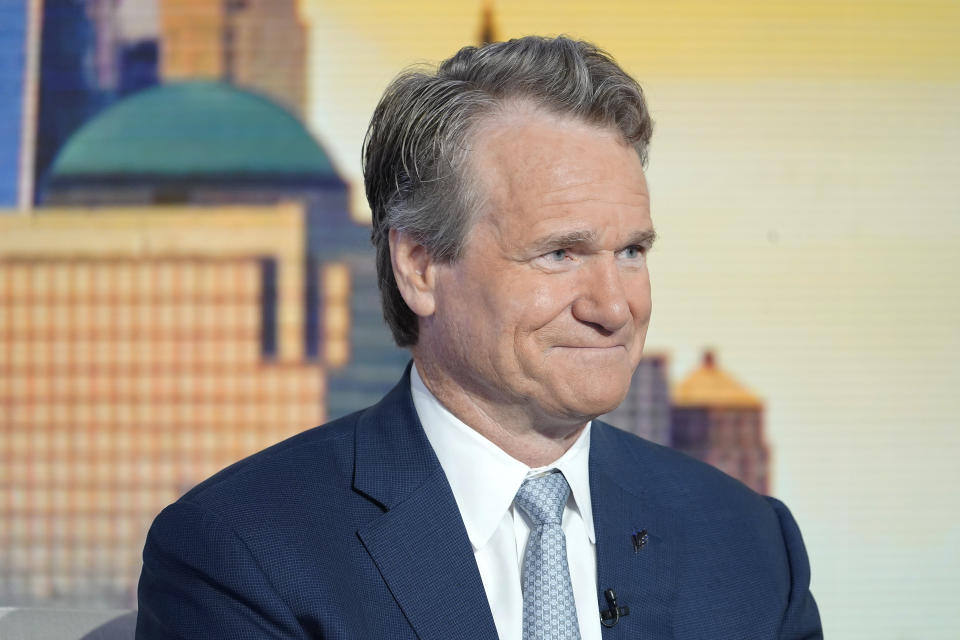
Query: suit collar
353 363 500 640
353 362 441 510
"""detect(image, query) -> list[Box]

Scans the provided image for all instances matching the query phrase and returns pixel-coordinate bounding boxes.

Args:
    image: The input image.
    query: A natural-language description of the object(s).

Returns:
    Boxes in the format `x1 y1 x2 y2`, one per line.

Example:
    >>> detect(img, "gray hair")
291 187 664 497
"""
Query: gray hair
363 35 653 347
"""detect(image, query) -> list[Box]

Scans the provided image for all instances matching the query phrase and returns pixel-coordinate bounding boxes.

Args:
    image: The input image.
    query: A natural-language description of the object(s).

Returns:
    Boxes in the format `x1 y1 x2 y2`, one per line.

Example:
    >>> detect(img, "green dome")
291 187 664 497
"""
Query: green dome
51 82 339 181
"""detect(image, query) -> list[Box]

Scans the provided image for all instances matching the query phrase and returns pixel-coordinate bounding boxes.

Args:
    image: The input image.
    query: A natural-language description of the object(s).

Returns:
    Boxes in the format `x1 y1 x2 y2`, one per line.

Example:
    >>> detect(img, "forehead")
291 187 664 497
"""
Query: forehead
468 106 650 242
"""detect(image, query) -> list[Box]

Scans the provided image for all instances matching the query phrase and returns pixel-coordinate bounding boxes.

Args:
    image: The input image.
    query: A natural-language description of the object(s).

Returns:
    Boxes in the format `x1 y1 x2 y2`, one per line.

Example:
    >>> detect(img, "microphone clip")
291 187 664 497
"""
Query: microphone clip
599 588 630 628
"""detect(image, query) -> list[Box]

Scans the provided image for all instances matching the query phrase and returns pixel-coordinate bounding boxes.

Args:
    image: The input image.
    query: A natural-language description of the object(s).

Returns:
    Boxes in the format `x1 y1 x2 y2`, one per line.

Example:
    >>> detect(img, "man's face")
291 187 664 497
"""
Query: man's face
421 106 654 428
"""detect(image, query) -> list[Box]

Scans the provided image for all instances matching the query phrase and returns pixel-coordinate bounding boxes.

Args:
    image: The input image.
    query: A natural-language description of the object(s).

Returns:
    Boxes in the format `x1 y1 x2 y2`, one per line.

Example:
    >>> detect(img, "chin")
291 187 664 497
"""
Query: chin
532 356 635 418
558 382 631 421
584 396 626 419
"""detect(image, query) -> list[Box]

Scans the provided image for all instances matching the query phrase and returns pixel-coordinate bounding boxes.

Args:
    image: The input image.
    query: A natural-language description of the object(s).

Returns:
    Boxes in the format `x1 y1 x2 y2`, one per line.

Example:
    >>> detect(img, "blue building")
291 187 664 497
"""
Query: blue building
33 0 108 203
0 0 30 209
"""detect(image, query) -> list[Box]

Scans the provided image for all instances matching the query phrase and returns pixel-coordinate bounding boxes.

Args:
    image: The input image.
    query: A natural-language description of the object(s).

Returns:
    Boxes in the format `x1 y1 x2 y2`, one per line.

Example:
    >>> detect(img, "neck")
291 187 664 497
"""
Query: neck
412 356 587 468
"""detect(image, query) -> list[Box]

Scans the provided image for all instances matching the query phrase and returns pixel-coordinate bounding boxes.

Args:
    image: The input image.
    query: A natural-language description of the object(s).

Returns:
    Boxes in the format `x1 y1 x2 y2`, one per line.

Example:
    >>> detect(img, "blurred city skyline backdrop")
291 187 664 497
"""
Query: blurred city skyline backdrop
1 1 959 637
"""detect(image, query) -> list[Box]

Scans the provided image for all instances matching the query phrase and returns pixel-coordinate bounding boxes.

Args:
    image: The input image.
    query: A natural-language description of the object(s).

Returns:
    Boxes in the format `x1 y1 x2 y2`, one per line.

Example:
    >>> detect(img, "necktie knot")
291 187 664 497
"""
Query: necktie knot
514 471 570 526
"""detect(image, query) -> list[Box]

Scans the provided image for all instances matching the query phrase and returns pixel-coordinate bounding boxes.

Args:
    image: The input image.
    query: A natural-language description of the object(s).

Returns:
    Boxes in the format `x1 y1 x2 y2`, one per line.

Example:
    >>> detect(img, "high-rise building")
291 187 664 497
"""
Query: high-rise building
670 351 770 494
0 204 329 607
600 353 671 445
160 0 307 116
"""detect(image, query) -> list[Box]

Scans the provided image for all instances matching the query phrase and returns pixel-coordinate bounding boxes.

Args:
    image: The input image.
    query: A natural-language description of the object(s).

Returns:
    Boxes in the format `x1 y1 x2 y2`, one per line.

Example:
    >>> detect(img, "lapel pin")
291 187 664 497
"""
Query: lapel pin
631 528 649 552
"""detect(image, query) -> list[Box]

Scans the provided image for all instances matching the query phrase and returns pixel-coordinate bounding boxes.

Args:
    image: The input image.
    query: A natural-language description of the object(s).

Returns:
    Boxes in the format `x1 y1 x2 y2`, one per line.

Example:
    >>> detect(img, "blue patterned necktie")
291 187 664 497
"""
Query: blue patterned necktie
514 471 582 640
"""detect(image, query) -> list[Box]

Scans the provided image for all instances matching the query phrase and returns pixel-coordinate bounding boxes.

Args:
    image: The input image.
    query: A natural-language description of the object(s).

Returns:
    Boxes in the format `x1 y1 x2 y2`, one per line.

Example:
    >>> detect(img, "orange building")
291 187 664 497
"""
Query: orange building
0 204 338 607
159 0 307 115
671 351 770 494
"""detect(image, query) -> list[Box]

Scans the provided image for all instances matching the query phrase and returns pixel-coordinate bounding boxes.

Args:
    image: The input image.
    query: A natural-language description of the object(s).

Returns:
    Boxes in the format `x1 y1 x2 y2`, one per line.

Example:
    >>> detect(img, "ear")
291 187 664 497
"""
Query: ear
389 228 438 318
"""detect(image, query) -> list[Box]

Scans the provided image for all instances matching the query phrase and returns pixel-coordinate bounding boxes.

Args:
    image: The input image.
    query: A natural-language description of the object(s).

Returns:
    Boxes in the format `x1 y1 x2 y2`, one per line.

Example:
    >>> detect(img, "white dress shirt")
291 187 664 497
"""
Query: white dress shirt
411 364 601 640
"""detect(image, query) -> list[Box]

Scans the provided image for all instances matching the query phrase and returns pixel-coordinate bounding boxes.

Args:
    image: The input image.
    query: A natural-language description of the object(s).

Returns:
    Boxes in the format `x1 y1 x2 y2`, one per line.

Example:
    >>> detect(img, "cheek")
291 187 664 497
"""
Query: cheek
628 272 652 318
508 280 572 330
442 274 518 350
626 275 652 358
504 281 579 361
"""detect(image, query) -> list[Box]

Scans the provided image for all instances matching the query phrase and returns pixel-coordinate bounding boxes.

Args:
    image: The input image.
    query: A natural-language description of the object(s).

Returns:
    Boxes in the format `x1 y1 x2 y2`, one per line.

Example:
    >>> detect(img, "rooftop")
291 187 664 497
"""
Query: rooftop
673 350 763 409
50 81 340 182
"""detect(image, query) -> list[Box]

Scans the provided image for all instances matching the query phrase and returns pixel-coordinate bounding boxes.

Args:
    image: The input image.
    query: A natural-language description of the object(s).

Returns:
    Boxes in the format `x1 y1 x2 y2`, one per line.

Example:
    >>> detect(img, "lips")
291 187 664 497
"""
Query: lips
554 344 627 351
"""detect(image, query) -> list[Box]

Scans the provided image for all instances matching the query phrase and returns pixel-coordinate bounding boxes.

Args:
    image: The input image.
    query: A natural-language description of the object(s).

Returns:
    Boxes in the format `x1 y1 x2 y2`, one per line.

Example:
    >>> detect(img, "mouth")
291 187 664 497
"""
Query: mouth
553 344 627 352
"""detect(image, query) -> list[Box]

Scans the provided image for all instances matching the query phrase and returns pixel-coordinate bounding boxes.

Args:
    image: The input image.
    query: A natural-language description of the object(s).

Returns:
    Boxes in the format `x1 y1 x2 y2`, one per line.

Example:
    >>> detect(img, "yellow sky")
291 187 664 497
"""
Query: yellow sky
299 0 960 220
301 0 960 81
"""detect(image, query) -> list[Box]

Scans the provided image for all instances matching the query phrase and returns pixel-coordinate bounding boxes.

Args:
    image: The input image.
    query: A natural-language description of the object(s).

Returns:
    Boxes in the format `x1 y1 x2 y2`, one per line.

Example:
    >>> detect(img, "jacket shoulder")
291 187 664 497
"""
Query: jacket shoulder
178 408 364 512
593 421 774 519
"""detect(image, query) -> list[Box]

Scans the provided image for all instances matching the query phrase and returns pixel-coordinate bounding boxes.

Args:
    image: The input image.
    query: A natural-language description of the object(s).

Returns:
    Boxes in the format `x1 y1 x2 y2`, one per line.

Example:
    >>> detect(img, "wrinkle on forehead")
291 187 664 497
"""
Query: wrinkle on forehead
536 192 651 209
470 103 634 189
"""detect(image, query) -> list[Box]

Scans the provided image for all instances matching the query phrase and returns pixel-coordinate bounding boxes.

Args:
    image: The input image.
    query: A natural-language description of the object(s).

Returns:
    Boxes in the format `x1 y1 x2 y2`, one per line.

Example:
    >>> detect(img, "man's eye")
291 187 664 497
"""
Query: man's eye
547 249 568 261
620 246 644 259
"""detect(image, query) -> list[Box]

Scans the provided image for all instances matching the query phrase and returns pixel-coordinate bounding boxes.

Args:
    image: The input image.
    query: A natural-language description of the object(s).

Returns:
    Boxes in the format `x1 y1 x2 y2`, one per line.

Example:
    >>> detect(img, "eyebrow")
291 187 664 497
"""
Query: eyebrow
528 227 658 254
627 228 658 250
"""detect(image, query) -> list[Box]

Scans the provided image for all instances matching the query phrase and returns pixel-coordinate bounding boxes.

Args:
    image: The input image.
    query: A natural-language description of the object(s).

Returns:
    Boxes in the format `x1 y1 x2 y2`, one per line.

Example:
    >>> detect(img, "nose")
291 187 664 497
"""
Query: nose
571 256 632 334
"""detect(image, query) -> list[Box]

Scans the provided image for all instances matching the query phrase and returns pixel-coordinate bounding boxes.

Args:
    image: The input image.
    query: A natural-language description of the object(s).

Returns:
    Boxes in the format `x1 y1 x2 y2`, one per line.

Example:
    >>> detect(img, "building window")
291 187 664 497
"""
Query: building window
322 262 350 368
259 257 277 358
304 256 319 359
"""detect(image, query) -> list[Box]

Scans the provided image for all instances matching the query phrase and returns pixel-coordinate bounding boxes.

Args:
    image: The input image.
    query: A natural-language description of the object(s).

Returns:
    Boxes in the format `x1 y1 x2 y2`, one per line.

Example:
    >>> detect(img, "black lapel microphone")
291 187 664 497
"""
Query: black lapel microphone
599 588 630 628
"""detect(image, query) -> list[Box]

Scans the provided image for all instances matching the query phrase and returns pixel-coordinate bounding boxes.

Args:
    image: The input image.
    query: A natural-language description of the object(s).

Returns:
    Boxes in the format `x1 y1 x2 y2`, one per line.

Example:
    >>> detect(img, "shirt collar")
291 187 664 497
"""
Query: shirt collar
411 364 596 550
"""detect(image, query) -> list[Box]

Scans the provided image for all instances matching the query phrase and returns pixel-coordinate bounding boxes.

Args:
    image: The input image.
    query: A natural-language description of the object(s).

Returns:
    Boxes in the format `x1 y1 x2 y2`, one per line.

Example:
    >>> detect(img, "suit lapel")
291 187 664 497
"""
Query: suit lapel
353 368 499 640
591 423 679 639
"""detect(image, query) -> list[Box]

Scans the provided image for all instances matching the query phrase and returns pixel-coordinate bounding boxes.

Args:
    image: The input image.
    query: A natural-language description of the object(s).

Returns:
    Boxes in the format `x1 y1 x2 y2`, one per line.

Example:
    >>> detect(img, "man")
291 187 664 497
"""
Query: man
137 36 822 639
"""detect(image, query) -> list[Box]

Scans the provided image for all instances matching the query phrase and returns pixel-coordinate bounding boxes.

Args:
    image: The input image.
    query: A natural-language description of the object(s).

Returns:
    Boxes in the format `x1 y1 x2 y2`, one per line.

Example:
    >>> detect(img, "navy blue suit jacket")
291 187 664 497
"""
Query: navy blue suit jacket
136 368 822 639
